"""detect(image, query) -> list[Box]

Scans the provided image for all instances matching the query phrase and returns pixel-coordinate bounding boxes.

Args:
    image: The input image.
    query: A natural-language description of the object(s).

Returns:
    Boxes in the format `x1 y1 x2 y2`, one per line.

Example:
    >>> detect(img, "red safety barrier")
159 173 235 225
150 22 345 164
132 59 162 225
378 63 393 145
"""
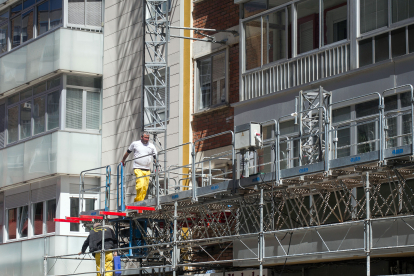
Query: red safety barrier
54 218 80 223
126 206 156 211
66 217 93 222
100 211 127 216
80 215 104 219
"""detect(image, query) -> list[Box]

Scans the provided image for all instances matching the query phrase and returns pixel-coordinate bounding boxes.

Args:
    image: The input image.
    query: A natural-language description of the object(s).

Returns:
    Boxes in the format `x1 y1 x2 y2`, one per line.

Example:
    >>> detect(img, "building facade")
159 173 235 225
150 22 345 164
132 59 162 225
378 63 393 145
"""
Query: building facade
1 0 414 275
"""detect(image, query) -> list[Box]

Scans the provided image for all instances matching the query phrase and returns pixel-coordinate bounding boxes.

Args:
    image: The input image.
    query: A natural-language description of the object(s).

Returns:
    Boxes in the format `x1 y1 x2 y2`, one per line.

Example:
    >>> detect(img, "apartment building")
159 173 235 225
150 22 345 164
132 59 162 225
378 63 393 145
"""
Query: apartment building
229 0 414 274
0 0 104 274
0 0 194 274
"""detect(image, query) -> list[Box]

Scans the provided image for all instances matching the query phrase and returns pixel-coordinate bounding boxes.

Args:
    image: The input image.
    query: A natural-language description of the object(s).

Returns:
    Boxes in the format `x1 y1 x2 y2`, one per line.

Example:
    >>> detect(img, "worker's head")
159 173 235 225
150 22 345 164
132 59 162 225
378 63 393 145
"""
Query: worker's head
141 131 150 144
93 222 101 229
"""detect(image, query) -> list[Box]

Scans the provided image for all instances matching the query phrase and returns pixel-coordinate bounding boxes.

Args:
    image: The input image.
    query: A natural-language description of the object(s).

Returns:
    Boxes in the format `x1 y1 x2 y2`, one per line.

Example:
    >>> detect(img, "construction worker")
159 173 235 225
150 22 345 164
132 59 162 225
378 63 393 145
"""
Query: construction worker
121 131 157 202
79 223 118 276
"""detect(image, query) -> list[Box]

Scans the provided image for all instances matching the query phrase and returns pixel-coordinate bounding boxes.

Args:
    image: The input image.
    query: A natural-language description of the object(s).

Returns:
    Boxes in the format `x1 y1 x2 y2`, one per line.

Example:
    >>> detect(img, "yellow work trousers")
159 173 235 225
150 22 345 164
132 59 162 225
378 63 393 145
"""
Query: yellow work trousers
95 252 113 276
134 169 151 202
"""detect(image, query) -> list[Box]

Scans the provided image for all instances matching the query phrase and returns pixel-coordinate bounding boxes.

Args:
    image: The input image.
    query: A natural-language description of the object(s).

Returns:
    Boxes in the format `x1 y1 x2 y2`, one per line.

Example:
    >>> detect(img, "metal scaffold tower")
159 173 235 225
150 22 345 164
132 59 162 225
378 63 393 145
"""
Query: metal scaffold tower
297 87 331 166
143 0 169 135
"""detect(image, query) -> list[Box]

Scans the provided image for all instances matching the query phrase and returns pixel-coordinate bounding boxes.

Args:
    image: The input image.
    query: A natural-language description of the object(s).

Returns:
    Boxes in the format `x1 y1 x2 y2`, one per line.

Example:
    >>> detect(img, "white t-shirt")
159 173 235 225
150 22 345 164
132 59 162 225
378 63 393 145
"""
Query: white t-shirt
127 141 157 170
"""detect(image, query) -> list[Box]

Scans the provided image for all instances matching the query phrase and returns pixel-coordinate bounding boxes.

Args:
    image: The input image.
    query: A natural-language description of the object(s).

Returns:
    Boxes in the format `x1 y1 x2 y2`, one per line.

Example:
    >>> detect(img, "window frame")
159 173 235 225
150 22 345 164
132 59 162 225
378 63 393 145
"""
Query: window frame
6 204 29 241
241 0 350 73
31 198 56 237
0 0 63 57
357 23 414 68
359 0 414 36
64 84 101 133
4 76 62 147
69 195 98 233
195 49 228 112
66 0 103 31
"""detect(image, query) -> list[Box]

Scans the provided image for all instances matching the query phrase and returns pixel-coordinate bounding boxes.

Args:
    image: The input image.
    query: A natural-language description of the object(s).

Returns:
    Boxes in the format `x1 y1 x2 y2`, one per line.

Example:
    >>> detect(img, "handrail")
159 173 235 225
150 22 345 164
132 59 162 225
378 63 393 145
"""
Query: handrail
78 86 413 212
382 84 414 156
330 92 383 162
79 165 111 216
192 130 235 201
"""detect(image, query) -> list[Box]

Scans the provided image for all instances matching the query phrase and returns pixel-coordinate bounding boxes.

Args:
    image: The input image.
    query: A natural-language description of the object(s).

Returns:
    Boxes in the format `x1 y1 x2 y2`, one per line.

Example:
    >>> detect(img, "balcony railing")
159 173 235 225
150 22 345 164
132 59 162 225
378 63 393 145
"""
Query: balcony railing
241 42 350 101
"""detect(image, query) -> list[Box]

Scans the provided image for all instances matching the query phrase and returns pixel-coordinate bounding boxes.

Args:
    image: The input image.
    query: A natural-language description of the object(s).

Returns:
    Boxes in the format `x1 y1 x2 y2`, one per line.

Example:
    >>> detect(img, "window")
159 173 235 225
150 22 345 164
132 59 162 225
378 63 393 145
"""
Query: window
297 0 319 54
245 6 290 70
7 205 28 239
242 0 291 18
279 120 299 169
323 0 347 45
392 0 414 23
4 77 61 145
68 0 102 27
360 0 388 34
33 202 43 235
31 199 56 235
0 0 62 53
70 197 95 232
359 24 414 67
391 27 406 57
65 89 101 131
360 0 414 34
0 11 8 53
65 75 102 131
243 0 348 71
8 208 17 239
196 51 227 111
332 106 351 158
384 92 413 147
46 199 56 233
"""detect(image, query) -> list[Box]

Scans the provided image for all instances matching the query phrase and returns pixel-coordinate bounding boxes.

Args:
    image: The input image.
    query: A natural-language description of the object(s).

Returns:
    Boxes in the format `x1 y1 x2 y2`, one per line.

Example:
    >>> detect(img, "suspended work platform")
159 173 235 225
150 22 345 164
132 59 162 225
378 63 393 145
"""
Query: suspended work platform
48 85 414 276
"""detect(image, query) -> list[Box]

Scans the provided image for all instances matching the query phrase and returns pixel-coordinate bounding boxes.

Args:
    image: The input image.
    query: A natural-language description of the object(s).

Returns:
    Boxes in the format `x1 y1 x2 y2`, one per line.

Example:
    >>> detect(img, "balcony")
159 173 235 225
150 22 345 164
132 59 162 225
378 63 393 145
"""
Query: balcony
0 28 103 94
241 41 350 101
0 130 101 188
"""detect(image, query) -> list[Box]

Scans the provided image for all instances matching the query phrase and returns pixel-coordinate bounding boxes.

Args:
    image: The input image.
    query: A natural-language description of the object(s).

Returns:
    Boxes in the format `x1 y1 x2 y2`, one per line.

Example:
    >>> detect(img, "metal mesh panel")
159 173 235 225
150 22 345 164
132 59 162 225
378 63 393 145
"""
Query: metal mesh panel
86 91 100 130
66 88 83 129
0 104 4 149
68 0 85 25
86 0 102 26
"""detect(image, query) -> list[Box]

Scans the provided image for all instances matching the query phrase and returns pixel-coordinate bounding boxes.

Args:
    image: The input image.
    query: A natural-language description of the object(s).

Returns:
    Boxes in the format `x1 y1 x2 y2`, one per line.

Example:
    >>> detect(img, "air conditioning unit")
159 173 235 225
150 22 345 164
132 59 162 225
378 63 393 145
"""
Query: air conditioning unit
235 122 262 151
23 102 31 109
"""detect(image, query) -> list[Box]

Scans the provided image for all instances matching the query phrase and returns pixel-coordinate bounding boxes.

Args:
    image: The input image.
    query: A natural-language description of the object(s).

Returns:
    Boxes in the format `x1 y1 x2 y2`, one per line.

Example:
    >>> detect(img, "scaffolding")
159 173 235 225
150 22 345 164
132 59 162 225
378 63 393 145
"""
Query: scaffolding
46 85 414 276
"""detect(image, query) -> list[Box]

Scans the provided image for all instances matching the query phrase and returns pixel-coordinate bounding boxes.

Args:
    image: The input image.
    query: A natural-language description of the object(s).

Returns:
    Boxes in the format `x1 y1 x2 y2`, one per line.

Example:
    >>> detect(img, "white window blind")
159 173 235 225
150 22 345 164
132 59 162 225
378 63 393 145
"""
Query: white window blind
86 0 102 26
86 91 100 129
68 0 102 27
66 88 83 129
68 0 85 25
360 0 388 33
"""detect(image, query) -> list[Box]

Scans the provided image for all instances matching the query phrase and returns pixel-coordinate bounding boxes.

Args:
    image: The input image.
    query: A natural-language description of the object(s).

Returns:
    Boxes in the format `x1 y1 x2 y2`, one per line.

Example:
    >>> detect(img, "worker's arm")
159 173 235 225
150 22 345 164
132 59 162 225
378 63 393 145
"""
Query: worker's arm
121 151 131 166
79 235 90 254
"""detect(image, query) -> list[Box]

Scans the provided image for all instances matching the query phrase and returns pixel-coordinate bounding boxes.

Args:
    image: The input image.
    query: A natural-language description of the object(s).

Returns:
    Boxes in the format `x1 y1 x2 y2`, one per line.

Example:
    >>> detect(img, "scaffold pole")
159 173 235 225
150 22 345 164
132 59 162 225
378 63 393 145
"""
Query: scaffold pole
365 172 371 276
